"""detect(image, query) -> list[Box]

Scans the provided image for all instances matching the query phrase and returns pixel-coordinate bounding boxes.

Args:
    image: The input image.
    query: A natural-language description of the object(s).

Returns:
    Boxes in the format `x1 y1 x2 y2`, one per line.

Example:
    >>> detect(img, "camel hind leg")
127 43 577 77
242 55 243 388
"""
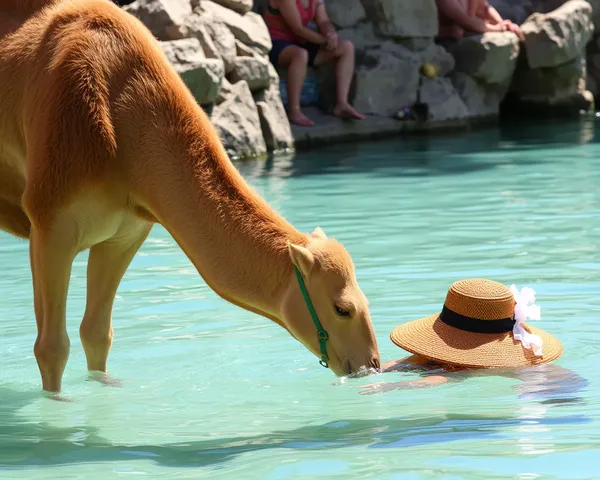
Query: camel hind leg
80 222 152 384
0 198 31 239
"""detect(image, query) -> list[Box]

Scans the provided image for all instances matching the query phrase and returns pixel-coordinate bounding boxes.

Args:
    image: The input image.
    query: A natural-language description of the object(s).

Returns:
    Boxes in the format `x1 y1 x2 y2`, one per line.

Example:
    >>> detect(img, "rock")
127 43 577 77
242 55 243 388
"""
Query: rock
452 73 505 118
447 32 520 85
521 0 594 69
325 0 366 29
216 77 233 104
210 0 252 15
186 18 221 59
419 42 455 76
229 56 271 91
353 46 421 116
338 23 381 54
199 1 272 54
189 16 237 73
211 80 267 159
123 0 192 40
419 77 469 121
254 84 294 151
361 0 438 39
235 39 256 57
511 55 587 98
159 38 224 105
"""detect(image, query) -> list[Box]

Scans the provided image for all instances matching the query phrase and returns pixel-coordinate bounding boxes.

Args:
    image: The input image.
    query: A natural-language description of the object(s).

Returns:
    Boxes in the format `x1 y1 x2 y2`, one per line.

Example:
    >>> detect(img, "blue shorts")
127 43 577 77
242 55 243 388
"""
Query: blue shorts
269 39 321 67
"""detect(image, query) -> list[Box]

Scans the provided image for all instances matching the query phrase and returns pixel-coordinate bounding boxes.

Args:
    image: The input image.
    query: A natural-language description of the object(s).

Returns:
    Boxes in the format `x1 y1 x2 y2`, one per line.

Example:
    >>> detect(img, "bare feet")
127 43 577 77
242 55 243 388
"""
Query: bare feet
288 107 314 127
333 103 365 120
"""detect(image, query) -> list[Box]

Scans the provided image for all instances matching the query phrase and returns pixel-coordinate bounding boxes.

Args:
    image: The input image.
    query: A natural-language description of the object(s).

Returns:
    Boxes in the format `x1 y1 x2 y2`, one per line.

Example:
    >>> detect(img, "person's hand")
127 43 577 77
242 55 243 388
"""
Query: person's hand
325 31 338 51
358 381 403 395
504 20 524 41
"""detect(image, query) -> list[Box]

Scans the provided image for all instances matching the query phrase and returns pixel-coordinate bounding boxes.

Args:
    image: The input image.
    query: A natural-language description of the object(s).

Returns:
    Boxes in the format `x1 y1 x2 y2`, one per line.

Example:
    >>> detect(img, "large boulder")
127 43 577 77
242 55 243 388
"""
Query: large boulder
521 0 594 69
209 0 252 15
338 23 381 55
229 55 271 91
419 77 469 122
187 16 237 73
419 42 456 76
447 32 520 85
452 73 505 119
211 80 267 159
325 0 366 29
352 45 421 116
361 0 438 39
511 55 587 97
159 38 224 104
198 1 272 54
123 0 192 40
254 84 295 152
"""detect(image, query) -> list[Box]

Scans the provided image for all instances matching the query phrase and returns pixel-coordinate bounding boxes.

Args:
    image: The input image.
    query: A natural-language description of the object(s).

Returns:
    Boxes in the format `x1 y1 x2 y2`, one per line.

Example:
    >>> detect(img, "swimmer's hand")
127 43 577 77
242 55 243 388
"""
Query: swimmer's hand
358 375 449 395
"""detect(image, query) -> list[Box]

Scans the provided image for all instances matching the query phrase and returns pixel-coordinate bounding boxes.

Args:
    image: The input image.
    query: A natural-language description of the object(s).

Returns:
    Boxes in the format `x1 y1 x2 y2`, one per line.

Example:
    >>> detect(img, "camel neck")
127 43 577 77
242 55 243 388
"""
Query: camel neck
131 108 306 320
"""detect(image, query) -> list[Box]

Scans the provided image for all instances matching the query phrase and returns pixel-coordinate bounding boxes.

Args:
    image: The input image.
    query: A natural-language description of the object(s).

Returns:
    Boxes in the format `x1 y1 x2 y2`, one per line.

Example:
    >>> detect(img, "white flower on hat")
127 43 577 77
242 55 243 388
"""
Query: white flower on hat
510 285 543 356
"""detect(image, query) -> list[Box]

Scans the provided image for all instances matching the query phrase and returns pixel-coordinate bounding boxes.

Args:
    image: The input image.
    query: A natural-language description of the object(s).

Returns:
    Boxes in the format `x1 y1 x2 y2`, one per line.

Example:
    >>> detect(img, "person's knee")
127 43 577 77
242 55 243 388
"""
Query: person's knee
290 47 309 67
338 39 354 57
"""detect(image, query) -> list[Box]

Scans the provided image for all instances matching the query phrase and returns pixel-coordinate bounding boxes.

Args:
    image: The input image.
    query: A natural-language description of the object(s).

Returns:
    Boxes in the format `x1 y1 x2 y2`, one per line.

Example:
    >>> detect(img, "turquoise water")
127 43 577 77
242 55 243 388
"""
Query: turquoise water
1 118 599 479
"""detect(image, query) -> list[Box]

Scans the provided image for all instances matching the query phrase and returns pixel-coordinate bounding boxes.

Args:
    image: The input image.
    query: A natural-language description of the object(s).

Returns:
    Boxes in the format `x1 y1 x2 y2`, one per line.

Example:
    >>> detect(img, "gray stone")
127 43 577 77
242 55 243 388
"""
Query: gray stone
353 46 421 116
185 18 220 59
419 42 455 76
325 0 366 29
211 80 267 159
452 73 504 118
361 0 438 39
419 77 469 121
229 56 271 91
254 84 295 152
199 1 272 54
199 18 237 73
521 0 594 68
216 77 233 104
448 32 520 85
210 0 252 14
123 0 192 40
338 23 381 55
511 55 587 98
159 38 224 104
235 39 256 57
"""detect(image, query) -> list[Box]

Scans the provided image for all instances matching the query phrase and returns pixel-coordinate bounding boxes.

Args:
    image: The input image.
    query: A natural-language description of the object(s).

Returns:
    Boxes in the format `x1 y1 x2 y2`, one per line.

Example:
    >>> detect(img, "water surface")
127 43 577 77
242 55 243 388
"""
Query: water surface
1 118 599 479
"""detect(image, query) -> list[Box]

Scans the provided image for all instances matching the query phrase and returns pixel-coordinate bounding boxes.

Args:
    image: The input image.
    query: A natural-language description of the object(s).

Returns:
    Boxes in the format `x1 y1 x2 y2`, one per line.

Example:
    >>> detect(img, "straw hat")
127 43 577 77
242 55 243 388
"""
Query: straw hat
390 278 563 368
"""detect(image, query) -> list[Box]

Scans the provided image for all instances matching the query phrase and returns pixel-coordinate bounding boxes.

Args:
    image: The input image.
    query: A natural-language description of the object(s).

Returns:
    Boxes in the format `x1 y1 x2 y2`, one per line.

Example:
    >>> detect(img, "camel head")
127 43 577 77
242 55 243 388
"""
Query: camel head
282 227 380 376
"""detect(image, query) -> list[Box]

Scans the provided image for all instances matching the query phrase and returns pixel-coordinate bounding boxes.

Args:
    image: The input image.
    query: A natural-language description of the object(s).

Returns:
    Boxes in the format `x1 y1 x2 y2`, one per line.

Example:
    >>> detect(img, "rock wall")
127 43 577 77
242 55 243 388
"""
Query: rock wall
119 0 597 158
123 0 293 159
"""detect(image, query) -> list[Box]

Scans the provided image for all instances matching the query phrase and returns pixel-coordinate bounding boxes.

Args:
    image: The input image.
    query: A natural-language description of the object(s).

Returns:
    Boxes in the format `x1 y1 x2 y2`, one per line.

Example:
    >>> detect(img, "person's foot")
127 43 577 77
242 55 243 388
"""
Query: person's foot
333 103 365 120
288 107 314 126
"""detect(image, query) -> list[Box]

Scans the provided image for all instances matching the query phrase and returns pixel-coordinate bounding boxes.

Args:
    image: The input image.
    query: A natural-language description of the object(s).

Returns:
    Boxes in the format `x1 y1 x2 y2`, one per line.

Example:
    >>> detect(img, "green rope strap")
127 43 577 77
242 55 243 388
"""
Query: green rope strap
294 265 329 368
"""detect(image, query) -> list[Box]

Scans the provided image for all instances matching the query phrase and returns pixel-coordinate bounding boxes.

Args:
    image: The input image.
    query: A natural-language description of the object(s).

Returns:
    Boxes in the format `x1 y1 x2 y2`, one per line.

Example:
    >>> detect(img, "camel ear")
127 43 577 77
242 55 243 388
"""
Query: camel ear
311 226 327 240
288 242 315 277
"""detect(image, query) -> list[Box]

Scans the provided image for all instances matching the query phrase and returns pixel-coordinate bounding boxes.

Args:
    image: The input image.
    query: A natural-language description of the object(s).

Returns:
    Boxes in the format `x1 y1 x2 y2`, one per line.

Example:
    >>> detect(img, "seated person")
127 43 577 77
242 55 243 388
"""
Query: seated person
264 0 364 127
358 279 586 402
436 0 524 46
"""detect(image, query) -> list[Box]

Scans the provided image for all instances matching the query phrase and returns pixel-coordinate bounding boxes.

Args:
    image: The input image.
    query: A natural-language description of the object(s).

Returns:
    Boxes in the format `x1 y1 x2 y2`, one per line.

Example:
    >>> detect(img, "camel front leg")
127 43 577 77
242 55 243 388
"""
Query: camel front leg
80 224 152 382
30 225 77 394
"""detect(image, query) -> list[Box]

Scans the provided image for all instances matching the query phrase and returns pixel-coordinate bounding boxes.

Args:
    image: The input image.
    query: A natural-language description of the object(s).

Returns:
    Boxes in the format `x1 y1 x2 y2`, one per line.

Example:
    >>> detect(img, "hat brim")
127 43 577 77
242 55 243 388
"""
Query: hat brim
390 314 563 369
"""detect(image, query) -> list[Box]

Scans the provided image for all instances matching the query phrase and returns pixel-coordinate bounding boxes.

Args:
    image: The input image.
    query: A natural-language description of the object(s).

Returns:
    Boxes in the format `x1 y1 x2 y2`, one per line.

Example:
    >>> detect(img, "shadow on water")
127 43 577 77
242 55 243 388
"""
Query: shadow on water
0 387 591 470
236 116 599 180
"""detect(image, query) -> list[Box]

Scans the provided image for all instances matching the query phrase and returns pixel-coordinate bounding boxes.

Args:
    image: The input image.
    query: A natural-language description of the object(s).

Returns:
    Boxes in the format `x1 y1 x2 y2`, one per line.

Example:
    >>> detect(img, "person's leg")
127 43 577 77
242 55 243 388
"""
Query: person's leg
275 42 314 126
314 40 364 120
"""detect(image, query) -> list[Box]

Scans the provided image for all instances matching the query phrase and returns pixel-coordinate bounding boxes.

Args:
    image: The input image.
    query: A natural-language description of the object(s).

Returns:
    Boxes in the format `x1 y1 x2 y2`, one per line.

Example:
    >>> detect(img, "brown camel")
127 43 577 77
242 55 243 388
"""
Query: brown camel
0 0 380 394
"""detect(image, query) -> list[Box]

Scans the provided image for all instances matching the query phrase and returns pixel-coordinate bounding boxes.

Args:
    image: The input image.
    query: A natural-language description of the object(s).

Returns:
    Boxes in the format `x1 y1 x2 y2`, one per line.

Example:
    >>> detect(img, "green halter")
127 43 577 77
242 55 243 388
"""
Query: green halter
294 265 329 368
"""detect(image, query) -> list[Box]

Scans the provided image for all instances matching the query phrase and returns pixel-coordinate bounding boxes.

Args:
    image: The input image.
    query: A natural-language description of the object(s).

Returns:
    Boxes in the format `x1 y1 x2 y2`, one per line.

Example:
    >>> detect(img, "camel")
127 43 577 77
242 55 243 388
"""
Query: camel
0 0 380 394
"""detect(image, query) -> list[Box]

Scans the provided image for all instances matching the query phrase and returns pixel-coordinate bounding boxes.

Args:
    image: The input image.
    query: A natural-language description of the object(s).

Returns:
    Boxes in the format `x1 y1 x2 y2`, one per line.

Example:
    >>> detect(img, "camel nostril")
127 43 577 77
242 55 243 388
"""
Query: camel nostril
344 359 352 374
370 357 381 370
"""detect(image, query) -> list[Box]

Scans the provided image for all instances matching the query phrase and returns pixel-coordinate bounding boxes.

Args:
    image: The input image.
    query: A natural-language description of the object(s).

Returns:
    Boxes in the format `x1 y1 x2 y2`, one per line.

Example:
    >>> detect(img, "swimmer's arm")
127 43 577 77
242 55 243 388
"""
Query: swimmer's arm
380 355 428 373
358 375 449 395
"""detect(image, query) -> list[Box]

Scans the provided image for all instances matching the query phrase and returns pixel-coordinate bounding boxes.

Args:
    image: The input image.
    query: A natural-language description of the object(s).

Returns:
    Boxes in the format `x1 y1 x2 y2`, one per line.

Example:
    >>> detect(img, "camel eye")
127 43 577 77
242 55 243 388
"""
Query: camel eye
335 305 351 317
